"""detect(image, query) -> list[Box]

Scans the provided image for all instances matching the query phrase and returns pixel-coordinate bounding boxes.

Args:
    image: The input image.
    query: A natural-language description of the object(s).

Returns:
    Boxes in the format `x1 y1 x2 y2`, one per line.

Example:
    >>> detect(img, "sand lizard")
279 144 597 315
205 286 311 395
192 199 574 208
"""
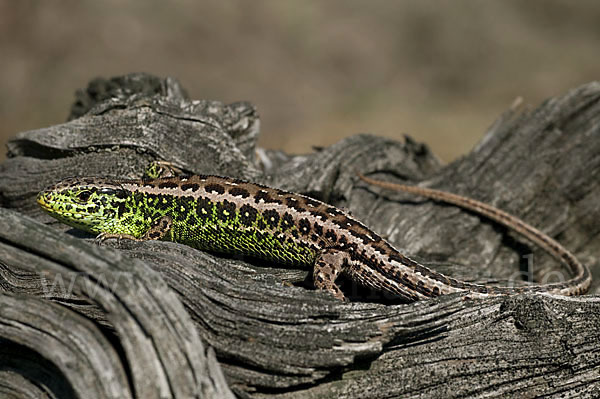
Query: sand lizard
36 163 591 301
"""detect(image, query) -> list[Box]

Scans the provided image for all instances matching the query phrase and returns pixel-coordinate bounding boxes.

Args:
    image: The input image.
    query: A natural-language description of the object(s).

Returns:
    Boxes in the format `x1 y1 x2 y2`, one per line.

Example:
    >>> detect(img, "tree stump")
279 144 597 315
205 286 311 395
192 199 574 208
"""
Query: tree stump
0 73 599 398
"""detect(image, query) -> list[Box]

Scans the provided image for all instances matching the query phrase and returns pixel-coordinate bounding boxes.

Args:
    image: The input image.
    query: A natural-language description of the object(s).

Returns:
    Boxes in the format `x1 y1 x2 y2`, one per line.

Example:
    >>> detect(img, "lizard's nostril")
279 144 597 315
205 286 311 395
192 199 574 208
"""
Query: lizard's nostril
36 191 53 206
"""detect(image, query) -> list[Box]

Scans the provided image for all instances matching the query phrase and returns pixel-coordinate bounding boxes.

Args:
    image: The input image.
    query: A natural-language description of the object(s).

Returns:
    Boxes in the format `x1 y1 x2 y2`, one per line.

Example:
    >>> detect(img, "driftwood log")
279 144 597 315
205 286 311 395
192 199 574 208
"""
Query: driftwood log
1 73 599 398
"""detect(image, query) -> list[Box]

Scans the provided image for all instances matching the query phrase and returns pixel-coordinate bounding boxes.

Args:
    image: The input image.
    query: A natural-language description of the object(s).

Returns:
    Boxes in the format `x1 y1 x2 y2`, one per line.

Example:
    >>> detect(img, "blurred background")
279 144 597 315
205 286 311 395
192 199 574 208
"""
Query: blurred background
1 0 599 163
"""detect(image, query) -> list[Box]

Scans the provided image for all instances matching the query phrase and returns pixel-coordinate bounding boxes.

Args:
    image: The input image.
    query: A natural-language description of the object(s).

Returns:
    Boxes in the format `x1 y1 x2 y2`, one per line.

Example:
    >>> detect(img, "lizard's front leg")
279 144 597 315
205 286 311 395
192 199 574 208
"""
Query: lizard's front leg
142 215 173 240
96 215 174 243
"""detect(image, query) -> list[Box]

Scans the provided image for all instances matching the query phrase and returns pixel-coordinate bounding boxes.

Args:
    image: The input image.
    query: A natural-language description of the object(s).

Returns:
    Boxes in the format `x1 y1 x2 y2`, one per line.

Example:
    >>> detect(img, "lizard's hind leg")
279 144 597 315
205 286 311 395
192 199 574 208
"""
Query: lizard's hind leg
144 161 185 179
313 249 349 301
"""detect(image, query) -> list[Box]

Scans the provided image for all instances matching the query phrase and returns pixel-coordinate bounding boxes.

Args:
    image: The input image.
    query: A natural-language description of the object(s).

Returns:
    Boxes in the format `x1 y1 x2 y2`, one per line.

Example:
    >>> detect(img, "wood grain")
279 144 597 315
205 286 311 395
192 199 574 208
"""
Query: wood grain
0 73 599 398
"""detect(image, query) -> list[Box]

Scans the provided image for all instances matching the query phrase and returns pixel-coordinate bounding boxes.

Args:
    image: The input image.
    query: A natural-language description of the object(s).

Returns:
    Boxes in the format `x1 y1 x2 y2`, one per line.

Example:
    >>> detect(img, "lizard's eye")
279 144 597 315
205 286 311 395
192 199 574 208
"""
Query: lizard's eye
75 190 92 203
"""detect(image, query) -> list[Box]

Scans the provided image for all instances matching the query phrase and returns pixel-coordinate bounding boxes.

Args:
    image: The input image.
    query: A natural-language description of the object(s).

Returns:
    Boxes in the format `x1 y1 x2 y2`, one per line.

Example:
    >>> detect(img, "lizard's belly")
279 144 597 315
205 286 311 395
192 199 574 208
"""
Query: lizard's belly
169 220 319 266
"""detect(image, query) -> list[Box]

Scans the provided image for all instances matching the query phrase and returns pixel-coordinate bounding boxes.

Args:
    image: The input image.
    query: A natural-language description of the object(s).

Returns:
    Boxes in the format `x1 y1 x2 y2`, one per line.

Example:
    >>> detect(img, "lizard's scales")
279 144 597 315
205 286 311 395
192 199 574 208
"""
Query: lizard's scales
37 174 591 301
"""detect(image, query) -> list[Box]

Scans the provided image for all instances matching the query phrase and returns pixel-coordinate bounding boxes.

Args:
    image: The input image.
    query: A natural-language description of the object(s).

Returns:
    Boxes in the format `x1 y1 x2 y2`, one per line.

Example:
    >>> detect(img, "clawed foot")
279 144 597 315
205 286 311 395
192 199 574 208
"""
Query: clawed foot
94 232 142 245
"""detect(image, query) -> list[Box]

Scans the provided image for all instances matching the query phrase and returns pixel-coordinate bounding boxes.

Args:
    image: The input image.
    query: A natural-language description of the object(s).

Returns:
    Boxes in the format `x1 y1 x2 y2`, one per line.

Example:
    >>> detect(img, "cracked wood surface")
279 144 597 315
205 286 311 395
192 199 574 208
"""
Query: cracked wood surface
0 73 599 398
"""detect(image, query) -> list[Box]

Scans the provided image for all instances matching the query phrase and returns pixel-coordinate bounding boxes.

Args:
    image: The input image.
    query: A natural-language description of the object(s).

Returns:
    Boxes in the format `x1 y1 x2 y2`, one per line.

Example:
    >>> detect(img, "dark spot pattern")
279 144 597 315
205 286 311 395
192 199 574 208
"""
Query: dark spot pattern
298 218 311 235
216 200 236 221
255 190 281 204
205 184 225 194
229 187 250 198
156 195 171 211
158 181 179 189
333 217 357 229
349 229 371 244
388 253 453 287
263 209 280 228
181 183 200 192
310 210 328 221
116 202 126 217
285 197 306 212
281 212 294 231
325 230 337 243
176 196 195 221
313 222 323 235
303 197 321 207
375 253 466 297
239 204 258 226
196 197 213 221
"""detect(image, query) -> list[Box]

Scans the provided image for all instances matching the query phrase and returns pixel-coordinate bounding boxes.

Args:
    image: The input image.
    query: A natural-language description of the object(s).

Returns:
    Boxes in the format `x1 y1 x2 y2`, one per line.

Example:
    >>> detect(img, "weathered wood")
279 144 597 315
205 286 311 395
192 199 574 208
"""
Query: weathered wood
0 73 599 397
0 208 234 399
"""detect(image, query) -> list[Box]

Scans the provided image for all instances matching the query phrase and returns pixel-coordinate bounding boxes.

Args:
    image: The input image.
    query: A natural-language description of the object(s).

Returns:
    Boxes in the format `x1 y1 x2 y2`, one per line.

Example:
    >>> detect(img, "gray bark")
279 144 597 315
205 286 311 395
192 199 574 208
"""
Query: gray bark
0 73 599 398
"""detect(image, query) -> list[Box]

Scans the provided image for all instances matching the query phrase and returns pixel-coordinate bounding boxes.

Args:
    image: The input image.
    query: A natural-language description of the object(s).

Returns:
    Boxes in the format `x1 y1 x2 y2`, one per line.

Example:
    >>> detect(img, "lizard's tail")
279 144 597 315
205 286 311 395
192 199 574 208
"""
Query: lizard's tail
358 174 591 296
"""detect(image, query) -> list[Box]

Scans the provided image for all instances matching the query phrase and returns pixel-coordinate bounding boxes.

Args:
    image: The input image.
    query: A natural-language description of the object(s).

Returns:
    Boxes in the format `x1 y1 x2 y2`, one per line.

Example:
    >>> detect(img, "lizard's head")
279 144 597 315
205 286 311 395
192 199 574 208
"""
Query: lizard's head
37 178 131 234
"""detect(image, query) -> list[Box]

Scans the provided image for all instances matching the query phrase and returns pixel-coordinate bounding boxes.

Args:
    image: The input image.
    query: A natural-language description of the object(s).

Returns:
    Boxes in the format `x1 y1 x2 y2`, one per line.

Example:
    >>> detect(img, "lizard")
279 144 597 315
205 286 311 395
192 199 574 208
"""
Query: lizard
36 162 591 302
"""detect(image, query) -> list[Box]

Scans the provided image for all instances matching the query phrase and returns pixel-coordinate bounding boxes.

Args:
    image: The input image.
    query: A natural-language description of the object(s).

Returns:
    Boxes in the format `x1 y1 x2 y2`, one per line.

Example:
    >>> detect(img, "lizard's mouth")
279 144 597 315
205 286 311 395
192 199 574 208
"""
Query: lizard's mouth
36 191 53 211
36 191 73 217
